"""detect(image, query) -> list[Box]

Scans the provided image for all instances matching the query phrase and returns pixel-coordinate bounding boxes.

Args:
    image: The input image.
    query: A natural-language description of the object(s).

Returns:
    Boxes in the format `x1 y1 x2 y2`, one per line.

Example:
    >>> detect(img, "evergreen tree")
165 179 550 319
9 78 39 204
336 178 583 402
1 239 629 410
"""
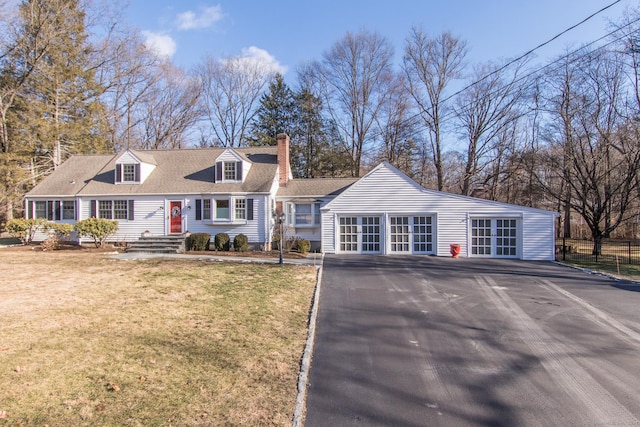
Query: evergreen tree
290 87 351 178
11 0 110 176
246 73 295 146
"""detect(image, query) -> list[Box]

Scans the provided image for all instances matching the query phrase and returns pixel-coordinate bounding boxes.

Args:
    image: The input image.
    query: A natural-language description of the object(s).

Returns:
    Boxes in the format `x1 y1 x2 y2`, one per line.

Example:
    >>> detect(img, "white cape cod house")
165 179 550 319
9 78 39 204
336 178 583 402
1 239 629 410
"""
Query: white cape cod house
24 134 558 260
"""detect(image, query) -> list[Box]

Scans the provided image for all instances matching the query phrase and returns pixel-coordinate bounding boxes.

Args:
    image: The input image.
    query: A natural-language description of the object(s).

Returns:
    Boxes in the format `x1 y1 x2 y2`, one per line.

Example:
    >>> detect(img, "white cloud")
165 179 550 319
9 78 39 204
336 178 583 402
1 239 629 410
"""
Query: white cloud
142 31 177 59
236 46 288 75
177 5 223 30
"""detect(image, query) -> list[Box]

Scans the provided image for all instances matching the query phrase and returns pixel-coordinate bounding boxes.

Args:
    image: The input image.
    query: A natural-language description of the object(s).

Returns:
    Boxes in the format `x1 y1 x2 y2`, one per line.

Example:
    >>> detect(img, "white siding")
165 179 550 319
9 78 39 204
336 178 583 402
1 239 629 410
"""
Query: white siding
322 163 558 260
116 151 139 164
79 196 165 243
321 212 335 253
184 195 270 246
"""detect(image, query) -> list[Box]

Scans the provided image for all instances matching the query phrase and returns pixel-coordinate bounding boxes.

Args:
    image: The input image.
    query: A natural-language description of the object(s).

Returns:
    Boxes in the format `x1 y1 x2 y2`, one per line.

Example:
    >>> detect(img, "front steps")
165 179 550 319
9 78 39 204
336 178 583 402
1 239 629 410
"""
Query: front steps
126 234 186 254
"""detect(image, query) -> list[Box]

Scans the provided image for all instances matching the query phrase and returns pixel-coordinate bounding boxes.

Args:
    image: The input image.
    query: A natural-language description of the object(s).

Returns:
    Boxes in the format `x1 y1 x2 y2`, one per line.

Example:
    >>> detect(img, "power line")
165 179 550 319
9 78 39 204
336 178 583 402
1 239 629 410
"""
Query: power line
370 1 637 143
440 0 624 106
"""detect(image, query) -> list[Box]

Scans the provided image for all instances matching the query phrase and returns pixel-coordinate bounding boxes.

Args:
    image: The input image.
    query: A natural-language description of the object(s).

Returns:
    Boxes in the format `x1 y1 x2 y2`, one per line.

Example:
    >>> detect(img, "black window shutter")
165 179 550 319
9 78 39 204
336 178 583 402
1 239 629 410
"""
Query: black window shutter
128 200 134 220
27 200 33 219
247 198 253 220
216 161 223 182
135 164 140 182
55 201 61 221
74 201 78 221
90 200 97 218
195 199 202 220
115 164 122 183
237 161 243 181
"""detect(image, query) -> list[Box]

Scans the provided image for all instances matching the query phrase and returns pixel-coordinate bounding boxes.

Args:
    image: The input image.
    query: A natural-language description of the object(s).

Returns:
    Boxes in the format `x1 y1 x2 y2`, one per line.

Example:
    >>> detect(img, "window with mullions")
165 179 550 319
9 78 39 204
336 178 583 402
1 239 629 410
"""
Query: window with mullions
92 200 134 220
34 201 47 219
123 164 136 181
113 200 129 219
62 201 75 220
99 200 113 219
235 199 246 220
115 163 140 183
215 161 243 182
31 200 75 220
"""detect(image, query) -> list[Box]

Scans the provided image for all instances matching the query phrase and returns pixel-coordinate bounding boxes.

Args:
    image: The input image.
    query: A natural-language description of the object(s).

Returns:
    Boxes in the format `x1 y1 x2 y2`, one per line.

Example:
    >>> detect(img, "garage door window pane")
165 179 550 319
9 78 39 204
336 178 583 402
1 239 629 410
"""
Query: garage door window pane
390 216 410 252
413 216 433 253
340 217 358 252
362 217 381 253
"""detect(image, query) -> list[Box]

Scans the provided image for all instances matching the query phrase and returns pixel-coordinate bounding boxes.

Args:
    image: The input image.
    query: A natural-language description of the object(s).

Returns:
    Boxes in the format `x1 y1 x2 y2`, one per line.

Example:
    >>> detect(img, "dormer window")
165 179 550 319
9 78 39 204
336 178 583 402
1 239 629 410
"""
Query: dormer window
216 161 243 182
115 163 140 183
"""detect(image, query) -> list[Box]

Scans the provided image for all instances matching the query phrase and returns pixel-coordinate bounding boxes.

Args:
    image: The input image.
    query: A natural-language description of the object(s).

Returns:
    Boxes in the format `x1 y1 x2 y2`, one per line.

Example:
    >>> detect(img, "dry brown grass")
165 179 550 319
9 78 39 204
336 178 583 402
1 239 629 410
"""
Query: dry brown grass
0 249 317 426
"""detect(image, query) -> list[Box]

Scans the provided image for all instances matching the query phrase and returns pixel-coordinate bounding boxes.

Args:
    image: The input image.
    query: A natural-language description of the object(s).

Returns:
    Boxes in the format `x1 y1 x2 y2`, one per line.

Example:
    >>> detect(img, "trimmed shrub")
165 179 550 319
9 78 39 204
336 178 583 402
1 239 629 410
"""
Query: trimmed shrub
214 232 230 251
5 218 48 244
233 233 249 252
187 233 210 251
46 222 74 238
74 218 118 248
296 239 311 254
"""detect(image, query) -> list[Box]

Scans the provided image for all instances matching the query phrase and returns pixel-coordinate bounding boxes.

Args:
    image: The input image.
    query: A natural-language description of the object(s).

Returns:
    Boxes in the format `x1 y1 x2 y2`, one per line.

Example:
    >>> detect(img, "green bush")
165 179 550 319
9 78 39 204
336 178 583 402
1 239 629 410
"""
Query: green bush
233 234 249 252
74 218 118 248
296 239 311 254
5 218 48 244
187 233 210 251
46 222 74 237
214 232 230 251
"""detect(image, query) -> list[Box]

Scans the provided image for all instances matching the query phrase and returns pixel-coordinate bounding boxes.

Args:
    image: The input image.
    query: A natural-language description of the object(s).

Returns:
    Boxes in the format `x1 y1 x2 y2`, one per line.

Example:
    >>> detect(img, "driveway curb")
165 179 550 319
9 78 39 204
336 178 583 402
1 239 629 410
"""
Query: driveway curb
292 254 324 427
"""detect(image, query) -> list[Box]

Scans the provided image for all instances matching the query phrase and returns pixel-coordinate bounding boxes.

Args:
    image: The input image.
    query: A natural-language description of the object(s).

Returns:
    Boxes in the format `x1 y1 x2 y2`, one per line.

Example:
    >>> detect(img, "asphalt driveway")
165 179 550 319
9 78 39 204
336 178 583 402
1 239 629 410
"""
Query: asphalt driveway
304 255 640 427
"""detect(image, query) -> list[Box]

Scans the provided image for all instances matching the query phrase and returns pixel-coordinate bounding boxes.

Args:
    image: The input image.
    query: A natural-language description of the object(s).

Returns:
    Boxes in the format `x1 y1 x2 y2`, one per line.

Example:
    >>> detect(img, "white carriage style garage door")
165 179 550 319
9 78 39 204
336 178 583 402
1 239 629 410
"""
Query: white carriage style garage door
471 218 518 257
338 215 434 254
339 216 382 253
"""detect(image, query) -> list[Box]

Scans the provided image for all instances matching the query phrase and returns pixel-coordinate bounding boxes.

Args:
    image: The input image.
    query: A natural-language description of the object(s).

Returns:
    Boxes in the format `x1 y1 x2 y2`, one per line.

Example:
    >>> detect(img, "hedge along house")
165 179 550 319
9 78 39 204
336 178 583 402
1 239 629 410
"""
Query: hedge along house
23 134 558 259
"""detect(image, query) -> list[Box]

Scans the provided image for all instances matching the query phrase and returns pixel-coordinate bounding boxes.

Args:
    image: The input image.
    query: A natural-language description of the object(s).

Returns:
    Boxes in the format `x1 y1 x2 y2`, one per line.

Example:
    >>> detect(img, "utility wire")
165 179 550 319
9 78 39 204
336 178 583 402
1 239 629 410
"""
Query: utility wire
369 1 636 143
439 0 624 106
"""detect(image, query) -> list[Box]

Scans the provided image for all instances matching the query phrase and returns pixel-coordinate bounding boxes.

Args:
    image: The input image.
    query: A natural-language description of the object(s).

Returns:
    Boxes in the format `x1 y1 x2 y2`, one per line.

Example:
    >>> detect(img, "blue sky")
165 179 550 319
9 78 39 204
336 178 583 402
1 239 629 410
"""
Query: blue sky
124 1 637 81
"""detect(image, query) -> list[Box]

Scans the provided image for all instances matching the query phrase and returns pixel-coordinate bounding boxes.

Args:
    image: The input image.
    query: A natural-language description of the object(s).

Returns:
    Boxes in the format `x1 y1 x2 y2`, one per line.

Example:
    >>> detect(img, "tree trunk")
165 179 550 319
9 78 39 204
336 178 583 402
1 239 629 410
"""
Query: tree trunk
592 234 603 256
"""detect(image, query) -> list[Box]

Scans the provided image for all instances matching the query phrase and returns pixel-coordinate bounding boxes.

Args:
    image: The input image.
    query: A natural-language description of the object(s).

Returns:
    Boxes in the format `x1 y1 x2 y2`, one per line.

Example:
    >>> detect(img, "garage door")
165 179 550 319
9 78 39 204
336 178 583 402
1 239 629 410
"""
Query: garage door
339 215 433 254
339 216 381 253
471 218 518 257
390 216 434 254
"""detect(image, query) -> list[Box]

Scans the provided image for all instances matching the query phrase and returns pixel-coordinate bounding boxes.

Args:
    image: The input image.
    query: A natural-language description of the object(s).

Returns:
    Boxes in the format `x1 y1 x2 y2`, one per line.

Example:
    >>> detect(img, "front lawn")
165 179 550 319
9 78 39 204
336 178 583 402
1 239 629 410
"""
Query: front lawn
0 249 317 426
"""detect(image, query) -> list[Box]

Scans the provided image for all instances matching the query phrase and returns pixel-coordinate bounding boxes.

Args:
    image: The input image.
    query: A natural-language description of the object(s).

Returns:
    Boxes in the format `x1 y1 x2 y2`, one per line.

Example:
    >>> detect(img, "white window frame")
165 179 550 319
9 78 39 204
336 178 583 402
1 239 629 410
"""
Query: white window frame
288 202 321 228
235 198 246 220
97 200 133 221
202 199 211 220
214 198 231 221
34 201 47 219
122 164 136 182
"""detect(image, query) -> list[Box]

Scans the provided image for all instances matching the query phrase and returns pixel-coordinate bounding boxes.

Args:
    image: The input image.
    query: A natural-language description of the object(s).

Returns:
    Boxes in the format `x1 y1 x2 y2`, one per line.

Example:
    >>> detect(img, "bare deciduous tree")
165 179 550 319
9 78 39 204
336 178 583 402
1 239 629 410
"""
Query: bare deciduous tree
403 29 467 191
454 62 524 196
540 49 640 254
308 29 394 177
136 63 202 149
198 54 274 147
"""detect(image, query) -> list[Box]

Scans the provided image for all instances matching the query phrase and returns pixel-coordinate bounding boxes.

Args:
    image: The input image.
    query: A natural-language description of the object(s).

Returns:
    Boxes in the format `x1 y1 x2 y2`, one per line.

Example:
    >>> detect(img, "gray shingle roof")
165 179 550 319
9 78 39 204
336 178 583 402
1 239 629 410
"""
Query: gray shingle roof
27 146 279 197
276 178 357 198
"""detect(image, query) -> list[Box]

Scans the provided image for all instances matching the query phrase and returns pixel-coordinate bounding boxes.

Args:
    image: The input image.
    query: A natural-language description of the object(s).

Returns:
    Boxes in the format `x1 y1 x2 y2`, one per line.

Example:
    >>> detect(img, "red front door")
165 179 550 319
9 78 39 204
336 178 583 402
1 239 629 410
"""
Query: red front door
170 201 182 233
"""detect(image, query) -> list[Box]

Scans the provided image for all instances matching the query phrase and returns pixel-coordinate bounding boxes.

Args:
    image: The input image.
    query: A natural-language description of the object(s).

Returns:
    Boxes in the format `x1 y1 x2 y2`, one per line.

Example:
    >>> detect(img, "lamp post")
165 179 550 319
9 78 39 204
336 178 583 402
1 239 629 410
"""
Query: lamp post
278 212 285 265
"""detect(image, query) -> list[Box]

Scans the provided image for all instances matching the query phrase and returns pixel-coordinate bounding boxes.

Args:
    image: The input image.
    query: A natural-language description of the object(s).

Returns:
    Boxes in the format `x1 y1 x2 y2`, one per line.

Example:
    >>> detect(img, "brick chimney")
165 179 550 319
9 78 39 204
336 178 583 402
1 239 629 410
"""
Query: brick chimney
277 133 291 187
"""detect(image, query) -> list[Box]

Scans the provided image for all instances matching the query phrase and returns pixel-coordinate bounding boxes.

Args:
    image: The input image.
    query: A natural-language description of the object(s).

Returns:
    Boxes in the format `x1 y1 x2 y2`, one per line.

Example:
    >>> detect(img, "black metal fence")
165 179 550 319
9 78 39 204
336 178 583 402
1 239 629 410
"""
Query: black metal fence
556 238 640 264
